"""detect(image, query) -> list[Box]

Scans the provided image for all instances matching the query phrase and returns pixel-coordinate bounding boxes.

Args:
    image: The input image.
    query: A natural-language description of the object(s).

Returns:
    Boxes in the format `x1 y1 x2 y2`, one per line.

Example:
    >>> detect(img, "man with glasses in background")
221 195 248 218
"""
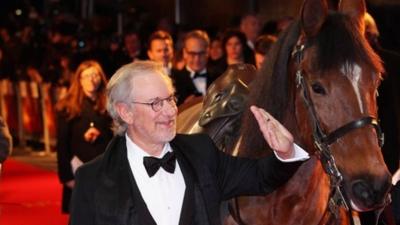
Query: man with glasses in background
171 30 219 105
69 60 309 225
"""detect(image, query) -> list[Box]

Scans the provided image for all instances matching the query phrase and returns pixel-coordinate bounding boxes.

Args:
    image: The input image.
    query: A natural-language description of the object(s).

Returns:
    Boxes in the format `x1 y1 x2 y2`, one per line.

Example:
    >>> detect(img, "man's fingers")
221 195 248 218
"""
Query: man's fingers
250 106 267 127
255 106 293 142
251 106 275 148
251 105 293 152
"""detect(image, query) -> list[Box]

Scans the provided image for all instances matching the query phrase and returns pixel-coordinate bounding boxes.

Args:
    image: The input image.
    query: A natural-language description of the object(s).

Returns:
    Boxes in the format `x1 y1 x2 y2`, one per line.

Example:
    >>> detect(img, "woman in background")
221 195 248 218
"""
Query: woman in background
55 60 113 213
222 29 255 67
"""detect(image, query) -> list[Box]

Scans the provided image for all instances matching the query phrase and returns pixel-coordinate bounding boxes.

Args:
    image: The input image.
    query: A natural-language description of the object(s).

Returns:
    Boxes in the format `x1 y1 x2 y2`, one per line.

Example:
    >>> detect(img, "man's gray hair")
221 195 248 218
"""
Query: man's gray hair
184 30 210 48
106 60 173 135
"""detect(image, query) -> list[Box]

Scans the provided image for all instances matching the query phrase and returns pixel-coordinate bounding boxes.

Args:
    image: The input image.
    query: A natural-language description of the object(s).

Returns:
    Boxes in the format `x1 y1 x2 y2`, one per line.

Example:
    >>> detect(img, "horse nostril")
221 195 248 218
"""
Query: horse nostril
351 180 374 207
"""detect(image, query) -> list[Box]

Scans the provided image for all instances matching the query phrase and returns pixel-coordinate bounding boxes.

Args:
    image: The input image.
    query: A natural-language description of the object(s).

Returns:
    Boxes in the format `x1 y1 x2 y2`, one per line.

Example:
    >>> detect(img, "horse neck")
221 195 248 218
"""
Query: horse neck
270 157 333 224
285 157 354 225
280 106 353 225
231 156 331 224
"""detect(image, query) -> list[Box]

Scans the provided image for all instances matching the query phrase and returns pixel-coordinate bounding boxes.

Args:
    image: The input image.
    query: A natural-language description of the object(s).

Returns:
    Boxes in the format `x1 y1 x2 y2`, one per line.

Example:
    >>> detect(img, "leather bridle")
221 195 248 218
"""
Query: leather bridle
228 42 386 225
292 43 384 224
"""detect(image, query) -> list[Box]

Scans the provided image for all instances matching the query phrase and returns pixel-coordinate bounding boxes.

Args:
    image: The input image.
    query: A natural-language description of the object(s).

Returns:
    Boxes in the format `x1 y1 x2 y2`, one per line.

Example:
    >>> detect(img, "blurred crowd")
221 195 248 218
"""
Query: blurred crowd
0 3 287 149
0 4 285 214
0 5 285 85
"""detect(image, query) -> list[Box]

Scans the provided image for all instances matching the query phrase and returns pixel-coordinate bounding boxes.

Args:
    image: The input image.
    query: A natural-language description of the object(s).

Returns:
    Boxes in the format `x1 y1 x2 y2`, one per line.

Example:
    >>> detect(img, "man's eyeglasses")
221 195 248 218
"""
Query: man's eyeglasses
131 95 177 112
185 50 207 57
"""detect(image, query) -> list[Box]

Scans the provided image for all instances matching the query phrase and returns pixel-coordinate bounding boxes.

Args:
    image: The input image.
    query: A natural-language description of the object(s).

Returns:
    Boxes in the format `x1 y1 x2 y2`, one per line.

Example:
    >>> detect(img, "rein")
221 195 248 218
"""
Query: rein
292 43 384 224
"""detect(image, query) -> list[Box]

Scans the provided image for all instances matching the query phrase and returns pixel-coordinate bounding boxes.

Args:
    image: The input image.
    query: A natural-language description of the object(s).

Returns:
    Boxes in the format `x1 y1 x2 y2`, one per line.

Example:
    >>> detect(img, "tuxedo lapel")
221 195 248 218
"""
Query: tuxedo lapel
171 139 212 225
126 159 157 225
94 137 134 224
94 136 156 225
172 145 195 225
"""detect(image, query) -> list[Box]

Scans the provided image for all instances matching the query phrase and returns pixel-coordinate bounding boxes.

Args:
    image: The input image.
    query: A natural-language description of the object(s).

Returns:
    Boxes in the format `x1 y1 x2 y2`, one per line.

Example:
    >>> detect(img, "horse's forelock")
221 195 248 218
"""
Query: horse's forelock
314 12 384 77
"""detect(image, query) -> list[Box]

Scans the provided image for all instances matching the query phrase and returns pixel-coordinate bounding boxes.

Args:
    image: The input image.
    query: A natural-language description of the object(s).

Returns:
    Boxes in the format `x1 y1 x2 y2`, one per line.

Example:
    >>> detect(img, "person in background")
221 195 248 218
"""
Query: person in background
147 30 174 75
101 34 127 79
123 29 143 63
239 14 261 50
0 116 12 174
218 29 255 72
209 36 224 63
171 30 219 105
207 35 225 75
69 60 309 225
254 34 277 69
55 60 113 213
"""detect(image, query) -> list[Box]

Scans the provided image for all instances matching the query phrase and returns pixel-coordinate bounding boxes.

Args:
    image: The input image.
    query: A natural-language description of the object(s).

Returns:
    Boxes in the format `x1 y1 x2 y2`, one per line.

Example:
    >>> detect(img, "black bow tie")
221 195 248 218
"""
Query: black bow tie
143 152 176 177
193 72 207 79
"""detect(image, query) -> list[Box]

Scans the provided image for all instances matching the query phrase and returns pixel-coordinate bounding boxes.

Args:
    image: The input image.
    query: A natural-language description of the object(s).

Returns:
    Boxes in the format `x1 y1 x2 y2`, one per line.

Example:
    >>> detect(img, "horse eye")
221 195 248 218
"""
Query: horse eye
311 82 326 95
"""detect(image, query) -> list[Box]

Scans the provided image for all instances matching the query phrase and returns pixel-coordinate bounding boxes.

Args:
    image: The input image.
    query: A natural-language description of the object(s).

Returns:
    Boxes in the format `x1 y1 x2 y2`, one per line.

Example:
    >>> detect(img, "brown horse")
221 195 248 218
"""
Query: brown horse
177 0 392 224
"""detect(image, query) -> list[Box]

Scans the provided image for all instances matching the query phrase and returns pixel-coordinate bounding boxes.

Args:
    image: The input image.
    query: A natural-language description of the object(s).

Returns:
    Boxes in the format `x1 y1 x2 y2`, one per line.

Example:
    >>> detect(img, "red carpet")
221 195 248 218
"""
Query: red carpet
0 159 69 225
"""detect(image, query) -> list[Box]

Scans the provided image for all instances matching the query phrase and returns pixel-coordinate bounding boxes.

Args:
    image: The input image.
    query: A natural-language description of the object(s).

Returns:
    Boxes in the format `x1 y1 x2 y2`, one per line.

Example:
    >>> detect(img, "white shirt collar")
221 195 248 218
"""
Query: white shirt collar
186 66 207 79
124 133 185 225
125 133 172 162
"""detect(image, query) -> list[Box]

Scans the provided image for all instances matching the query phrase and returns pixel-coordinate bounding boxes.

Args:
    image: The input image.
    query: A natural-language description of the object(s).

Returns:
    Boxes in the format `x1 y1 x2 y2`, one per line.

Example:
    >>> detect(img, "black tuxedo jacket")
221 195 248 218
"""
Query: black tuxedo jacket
70 134 302 225
171 68 218 105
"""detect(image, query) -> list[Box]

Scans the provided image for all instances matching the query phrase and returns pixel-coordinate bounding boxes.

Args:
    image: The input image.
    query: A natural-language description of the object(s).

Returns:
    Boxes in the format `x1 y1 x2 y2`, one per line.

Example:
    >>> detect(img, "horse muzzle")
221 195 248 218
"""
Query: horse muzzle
348 175 392 211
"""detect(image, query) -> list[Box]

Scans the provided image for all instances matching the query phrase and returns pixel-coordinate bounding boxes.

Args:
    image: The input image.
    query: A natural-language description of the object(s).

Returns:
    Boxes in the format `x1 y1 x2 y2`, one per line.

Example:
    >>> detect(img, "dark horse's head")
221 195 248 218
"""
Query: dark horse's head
240 0 391 212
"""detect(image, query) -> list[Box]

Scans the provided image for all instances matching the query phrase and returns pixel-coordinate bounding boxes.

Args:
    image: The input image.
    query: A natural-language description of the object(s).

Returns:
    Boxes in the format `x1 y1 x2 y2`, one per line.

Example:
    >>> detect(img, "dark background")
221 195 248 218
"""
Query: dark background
0 0 399 51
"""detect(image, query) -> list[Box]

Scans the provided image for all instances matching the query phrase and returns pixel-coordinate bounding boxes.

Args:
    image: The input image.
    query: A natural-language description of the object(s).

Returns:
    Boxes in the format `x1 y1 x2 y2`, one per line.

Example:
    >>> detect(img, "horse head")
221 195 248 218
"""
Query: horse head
238 0 391 220
291 0 392 212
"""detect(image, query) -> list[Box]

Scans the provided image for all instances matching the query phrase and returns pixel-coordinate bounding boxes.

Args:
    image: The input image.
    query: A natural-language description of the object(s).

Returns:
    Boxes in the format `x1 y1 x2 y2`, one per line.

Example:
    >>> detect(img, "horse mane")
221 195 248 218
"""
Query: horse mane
239 21 301 157
239 12 383 157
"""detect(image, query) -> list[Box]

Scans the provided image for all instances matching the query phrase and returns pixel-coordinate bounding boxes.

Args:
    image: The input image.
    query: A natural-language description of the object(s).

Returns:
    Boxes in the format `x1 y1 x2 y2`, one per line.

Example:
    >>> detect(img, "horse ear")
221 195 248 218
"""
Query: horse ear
339 0 366 33
301 0 328 38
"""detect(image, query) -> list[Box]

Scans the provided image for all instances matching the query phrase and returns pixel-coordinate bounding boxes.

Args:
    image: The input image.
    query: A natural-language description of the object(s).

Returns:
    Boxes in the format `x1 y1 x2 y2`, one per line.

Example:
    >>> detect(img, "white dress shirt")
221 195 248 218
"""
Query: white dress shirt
275 144 309 162
126 134 185 225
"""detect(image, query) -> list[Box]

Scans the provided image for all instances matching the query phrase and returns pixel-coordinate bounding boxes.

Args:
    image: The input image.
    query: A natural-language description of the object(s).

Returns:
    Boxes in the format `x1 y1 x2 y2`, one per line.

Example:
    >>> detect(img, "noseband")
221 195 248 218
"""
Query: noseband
292 43 384 223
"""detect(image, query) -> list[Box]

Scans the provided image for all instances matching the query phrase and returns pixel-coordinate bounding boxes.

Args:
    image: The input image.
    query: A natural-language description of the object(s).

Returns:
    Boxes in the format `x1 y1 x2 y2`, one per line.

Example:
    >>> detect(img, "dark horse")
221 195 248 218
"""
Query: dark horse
177 0 392 224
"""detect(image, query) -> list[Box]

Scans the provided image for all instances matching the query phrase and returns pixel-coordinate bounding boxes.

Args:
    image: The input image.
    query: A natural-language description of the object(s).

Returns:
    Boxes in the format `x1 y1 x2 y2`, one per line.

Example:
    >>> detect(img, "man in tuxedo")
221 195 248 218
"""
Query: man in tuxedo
122 29 143 63
147 30 174 75
172 30 220 105
70 61 309 225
